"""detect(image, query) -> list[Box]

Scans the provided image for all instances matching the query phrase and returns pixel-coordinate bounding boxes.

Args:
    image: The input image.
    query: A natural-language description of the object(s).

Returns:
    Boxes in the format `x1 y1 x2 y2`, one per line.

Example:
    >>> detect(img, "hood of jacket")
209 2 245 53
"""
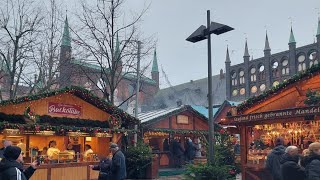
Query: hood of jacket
271 145 286 155
0 158 23 173
303 154 320 167
280 153 299 164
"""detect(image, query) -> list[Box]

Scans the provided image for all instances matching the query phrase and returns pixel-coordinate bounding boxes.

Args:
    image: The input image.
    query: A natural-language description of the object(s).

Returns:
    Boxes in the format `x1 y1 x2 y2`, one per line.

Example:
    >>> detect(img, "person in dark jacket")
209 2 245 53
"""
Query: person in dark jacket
266 137 286 180
303 142 320 180
171 139 184 167
280 146 305 180
0 146 38 180
185 139 196 163
0 140 12 159
110 143 126 180
89 157 112 180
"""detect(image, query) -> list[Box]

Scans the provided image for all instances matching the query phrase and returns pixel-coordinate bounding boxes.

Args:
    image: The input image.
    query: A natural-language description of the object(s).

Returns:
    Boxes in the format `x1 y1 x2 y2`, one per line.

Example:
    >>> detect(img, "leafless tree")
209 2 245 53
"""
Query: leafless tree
72 0 154 105
0 0 43 99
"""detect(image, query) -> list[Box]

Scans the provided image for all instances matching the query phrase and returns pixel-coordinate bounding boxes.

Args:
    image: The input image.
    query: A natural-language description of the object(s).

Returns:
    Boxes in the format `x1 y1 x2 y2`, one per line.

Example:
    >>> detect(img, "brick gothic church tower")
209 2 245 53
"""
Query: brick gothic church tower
59 16 72 88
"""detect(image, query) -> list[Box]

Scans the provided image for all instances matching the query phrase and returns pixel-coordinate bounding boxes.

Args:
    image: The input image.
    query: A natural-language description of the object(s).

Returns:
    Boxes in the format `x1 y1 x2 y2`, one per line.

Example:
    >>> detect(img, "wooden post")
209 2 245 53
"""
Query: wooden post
240 125 247 180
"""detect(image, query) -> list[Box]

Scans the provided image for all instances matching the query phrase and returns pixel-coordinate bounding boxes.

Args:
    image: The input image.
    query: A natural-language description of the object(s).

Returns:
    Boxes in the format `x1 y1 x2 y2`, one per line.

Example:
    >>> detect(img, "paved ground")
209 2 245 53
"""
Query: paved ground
156 174 241 180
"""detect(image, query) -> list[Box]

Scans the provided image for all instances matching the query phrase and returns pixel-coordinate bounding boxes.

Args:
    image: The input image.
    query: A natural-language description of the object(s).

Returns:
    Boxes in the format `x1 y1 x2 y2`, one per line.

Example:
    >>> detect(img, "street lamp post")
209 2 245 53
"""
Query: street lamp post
186 10 233 164
134 41 141 147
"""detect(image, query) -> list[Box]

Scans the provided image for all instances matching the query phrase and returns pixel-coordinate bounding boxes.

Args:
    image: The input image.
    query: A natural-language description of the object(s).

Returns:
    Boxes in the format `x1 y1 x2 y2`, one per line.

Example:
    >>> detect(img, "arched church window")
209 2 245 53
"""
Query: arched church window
297 54 306 72
272 61 279 77
251 86 257 94
309 51 318 67
231 71 237 86
272 81 279 87
260 84 266 92
250 67 256 82
240 88 245 95
281 58 289 75
239 70 245 84
258 64 265 80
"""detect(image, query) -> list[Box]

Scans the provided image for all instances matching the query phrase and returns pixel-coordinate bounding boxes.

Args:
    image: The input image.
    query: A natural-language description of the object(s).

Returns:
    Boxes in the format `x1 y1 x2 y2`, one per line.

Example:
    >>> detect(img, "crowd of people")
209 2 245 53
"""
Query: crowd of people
266 137 320 180
170 137 201 167
0 140 126 180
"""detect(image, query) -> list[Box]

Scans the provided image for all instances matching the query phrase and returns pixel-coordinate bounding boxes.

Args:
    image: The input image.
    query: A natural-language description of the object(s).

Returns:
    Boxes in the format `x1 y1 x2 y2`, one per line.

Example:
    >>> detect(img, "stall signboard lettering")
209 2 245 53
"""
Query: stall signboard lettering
48 102 82 116
230 106 320 122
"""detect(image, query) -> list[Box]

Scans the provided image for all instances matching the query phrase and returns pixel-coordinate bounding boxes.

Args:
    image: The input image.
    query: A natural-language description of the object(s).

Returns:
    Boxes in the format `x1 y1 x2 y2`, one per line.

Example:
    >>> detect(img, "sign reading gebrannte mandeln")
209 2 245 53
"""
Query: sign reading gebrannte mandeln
48 102 82 116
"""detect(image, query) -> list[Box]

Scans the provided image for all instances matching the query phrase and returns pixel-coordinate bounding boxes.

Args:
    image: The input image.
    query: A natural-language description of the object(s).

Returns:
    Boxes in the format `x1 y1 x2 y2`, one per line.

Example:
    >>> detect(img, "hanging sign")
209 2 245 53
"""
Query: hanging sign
228 106 320 123
48 102 82 116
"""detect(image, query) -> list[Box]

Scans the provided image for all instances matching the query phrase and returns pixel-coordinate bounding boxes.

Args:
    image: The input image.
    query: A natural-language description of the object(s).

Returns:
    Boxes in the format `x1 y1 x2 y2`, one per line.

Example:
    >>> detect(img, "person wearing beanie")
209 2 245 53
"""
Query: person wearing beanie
303 142 320 180
266 137 286 180
0 146 38 180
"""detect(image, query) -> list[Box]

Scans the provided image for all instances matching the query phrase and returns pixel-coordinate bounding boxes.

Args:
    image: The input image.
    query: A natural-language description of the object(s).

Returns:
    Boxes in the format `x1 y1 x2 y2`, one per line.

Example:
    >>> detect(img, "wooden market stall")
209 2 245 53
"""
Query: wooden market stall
139 105 209 167
0 86 137 180
221 65 320 180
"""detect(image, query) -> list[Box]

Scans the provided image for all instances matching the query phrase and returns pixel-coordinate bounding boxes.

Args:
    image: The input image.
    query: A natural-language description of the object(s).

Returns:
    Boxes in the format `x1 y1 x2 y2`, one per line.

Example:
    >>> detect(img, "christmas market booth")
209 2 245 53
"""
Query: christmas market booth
138 105 211 168
221 64 320 180
0 86 137 180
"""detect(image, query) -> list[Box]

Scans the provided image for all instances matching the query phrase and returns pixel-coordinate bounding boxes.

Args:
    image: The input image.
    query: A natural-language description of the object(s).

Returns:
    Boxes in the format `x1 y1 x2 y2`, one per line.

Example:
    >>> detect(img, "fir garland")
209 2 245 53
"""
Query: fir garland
0 86 137 124
237 63 320 113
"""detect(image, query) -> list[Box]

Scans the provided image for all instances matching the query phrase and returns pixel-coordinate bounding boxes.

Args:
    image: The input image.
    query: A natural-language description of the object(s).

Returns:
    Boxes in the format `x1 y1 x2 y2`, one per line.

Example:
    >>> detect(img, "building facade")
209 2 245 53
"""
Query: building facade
226 21 320 101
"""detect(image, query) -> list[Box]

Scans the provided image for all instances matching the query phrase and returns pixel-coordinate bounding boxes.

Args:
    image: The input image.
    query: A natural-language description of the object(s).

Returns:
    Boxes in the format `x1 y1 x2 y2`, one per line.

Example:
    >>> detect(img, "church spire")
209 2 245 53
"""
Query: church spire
61 15 71 47
317 18 320 36
114 32 120 60
289 26 296 44
152 49 159 72
264 31 271 51
225 46 231 63
244 39 250 57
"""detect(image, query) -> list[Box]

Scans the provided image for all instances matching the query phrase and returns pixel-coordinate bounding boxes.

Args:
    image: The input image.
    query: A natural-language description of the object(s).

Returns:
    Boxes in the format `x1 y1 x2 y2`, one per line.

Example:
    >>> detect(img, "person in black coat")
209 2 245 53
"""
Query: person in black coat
171 139 184 167
303 142 320 180
89 157 112 180
0 146 38 180
265 137 286 180
185 139 196 163
280 146 305 180
110 143 126 180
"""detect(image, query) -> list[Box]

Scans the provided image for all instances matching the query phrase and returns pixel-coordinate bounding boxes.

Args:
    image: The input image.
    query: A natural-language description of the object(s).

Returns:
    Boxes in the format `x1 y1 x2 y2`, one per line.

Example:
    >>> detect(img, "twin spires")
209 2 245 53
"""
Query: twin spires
152 49 159 73
61 15 71 47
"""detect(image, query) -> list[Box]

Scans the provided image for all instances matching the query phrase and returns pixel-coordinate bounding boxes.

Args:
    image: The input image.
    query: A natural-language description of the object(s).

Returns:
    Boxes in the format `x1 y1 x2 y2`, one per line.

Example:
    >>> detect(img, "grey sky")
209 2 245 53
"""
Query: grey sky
67 0 320 88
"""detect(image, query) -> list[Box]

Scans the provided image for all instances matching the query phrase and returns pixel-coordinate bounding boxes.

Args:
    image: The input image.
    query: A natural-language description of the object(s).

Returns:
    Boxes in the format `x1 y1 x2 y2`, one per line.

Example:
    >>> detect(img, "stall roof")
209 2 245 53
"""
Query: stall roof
139 105 208 125
0 86 137 124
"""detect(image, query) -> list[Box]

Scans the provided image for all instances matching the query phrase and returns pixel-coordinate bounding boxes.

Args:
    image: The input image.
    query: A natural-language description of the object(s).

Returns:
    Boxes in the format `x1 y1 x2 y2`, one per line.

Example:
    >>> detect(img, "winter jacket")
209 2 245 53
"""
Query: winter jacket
111 150 126 180
303 154 320 180
280 153 305 180
0 158 36 180
0 148 5 159
172 140 184 157
92 158 112 180
185 141 196 161
265 145 285 180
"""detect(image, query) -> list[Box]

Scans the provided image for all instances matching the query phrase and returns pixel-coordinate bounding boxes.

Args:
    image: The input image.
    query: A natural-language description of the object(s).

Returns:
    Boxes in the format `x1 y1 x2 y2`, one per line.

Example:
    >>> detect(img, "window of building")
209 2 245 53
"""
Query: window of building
251 86 257 93
309 51 318 67
297 54 306 72
231 71 237 86
281 58 289 75
258 64 265 80
273 81 279 87
260 84 266 92
239 70 245 84
272 61 279 77
240 88 245 95
232 89 238 96
250 67 256 82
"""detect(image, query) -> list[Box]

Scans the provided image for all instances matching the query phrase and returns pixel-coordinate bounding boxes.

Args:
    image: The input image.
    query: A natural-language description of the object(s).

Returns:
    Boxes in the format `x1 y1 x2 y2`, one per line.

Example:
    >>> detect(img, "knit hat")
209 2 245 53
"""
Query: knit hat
4 146 22 160
275 137 284 146
109 143 118 149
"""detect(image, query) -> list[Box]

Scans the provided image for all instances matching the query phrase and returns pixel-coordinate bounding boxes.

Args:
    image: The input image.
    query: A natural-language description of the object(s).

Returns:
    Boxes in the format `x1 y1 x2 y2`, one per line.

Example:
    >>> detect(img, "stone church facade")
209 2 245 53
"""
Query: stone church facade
226 21 320 102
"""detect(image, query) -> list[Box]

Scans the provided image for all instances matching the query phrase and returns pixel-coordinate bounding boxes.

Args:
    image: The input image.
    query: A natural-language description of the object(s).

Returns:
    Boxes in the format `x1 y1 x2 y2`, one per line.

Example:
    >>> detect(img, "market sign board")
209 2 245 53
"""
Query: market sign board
48 102 82 116
228 106 320 123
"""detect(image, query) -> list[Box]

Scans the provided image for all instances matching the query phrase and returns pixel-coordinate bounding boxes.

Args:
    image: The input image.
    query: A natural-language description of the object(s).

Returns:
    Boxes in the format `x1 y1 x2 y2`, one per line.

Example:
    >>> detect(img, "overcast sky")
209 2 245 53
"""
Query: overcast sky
67 0 320 88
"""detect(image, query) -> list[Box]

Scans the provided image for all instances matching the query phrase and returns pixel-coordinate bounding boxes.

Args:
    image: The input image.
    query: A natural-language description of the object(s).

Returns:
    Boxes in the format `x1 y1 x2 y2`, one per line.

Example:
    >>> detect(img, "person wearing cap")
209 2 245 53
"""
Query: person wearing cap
280 146 305 180
109 143 126 180
266 137 286 180
0 140 12 159
0 146 38 180
303 142 320 180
